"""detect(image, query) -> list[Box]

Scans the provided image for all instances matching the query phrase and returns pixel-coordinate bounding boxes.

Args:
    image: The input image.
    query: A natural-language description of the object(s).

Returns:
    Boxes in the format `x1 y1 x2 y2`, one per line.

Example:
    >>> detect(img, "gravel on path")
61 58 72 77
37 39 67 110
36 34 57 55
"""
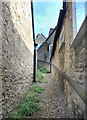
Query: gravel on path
33 73 67 118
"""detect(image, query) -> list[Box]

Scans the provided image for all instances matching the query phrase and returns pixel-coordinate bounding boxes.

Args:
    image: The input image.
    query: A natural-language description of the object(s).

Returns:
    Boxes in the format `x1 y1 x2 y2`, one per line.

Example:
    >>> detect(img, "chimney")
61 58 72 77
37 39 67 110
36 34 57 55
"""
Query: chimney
36 34 40 38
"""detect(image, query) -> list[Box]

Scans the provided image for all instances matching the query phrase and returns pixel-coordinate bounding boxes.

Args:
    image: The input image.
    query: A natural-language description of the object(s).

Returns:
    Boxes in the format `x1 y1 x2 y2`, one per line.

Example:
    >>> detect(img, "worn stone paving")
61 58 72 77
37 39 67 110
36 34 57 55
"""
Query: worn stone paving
33 73 67 118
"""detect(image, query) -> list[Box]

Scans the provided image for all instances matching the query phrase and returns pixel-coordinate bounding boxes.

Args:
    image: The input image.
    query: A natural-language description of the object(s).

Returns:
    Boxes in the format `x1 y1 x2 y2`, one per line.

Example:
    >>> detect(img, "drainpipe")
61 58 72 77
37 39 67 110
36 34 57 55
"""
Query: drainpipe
31 0 38 83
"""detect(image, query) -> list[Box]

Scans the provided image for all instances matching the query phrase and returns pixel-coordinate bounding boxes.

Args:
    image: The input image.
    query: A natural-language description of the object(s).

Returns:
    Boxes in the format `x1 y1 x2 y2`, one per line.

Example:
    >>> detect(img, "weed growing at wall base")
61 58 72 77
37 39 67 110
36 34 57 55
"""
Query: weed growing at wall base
36 68 44 83
30 84 44 94
9 84 44 118
36 67 50 83
37 66 50 73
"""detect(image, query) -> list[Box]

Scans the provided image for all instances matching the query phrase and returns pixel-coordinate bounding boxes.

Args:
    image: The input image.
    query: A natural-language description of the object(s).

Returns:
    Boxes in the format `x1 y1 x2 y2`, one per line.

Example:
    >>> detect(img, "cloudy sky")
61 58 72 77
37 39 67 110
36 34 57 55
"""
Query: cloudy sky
33 1 63 38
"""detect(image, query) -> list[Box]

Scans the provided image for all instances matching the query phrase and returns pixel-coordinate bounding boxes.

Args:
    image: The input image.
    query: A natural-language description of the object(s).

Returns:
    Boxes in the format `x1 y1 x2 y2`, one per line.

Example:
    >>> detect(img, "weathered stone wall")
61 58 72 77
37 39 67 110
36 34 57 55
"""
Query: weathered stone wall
0 2 2 119
37 60 50 71
52 2 86 118
37 43 49 62
37 42 50 70
1 1 34 117
37 30 56 71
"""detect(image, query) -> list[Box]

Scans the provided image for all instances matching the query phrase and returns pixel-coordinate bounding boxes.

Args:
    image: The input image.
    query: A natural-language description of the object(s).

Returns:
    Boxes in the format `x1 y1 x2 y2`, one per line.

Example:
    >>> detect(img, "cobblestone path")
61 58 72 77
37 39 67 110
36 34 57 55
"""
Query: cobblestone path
33 73 66 118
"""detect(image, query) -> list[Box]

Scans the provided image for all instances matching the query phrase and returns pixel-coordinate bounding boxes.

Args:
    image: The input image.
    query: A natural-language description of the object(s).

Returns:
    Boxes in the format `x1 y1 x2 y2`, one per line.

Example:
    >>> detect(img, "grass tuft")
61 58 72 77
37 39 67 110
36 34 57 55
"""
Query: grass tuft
9 83 44 118
30 84 44 94
36 69 44 83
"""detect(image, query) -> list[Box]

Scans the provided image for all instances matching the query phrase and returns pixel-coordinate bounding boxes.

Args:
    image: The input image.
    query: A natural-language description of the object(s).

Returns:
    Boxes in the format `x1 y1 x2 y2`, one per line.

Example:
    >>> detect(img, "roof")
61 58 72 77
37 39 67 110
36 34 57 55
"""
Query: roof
37 26 57 51
40 33 46 39
36 33 46 40
51 2 66 59
35 33 46 46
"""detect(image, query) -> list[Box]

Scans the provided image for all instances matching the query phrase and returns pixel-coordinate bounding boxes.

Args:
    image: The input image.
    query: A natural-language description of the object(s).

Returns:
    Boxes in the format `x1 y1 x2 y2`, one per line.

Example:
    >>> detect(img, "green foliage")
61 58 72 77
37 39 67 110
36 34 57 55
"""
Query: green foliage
10 111 21 118
25 92 40 102
36 69 44 83
29 84 44 94
36 66 49 83
9 84 44 118
18 102 41 116
37 66 50 73
10 102 41 118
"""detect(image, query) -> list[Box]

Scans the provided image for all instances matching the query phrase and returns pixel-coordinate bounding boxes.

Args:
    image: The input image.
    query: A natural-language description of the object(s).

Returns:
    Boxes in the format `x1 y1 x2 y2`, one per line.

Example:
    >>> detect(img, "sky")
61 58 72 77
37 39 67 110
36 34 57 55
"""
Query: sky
33 1 63 38
33 1 86 39
76 2 85 32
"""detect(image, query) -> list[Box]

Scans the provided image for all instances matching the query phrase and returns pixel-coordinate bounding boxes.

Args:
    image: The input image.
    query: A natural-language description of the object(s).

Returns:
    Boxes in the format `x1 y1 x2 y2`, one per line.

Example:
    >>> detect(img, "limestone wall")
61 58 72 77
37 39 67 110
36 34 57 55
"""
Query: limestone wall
52 2 86 118
0 2 2 119
0 1 34 117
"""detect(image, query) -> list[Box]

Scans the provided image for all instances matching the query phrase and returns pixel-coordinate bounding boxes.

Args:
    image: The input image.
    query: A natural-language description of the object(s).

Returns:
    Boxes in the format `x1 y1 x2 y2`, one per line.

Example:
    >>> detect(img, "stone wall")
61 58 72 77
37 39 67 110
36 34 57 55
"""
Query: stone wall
52 2 86 118
37 42 50 70
0 2 2 119
0 1 34 117
37 30 56 71
37 60 50 71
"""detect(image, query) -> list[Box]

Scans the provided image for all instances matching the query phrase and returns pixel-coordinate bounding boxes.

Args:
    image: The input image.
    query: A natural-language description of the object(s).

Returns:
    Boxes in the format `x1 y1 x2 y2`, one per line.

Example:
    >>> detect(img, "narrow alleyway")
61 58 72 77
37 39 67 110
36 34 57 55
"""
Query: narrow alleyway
32 73 66 118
